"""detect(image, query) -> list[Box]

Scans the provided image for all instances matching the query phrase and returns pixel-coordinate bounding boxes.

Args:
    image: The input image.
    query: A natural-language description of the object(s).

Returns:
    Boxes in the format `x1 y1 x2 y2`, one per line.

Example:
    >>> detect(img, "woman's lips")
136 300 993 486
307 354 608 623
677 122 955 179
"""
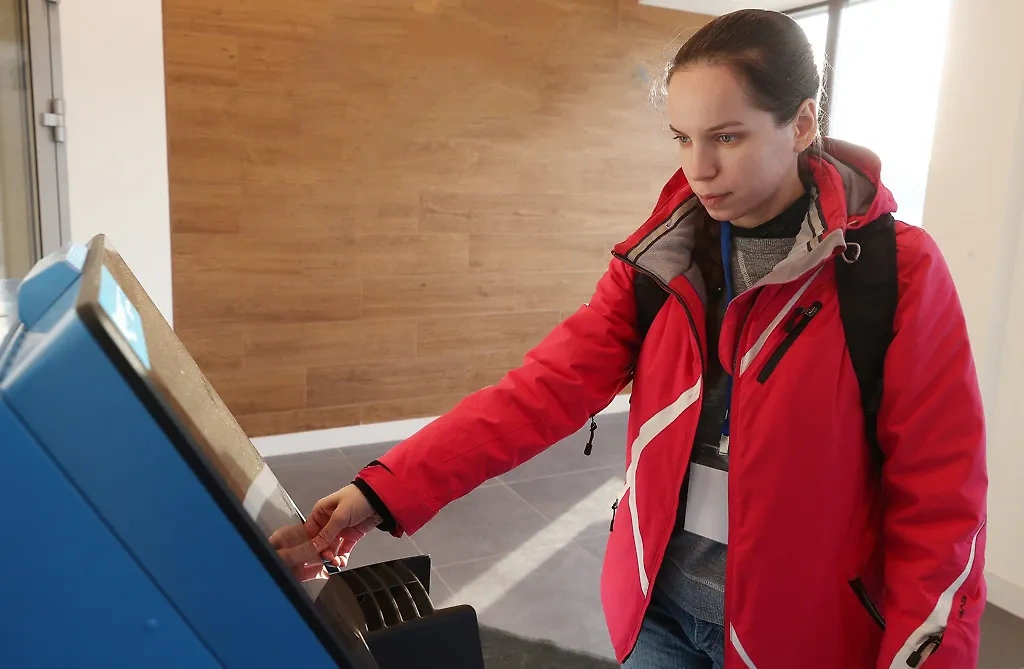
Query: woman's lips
699 193 730 207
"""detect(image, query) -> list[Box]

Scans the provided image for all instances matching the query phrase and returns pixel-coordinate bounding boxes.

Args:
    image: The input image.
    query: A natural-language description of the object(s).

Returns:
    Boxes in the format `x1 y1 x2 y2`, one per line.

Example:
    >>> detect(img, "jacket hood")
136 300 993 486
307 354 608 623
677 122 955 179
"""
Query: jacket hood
811 138 897 231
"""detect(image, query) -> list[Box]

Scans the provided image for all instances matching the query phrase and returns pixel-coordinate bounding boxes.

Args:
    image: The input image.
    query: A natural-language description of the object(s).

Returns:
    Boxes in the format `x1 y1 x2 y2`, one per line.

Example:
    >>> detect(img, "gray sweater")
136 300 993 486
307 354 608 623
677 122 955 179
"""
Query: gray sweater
655 195 808 626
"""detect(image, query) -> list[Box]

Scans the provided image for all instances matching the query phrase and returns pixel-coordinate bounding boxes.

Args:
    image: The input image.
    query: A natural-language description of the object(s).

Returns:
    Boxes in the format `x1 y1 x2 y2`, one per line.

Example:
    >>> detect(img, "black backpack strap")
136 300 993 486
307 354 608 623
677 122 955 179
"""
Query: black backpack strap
835 214 898 466
634 272 669 340
584 272 668 456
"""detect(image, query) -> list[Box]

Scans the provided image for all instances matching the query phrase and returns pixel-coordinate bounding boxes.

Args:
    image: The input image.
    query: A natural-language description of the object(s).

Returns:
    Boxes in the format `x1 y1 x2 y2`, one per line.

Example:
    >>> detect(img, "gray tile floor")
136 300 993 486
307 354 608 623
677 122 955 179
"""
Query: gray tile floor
267 413 1024 667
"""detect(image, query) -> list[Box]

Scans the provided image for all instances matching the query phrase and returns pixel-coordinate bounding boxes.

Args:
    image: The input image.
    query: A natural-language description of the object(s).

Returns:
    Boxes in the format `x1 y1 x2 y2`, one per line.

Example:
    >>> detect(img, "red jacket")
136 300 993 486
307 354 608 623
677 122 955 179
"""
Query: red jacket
357 140 988 668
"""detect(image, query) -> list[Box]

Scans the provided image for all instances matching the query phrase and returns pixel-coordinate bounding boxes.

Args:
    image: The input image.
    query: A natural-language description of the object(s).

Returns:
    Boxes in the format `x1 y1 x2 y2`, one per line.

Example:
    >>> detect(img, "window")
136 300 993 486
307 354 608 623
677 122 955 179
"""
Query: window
828 0 953 227
0 0 68 280
793 9 830 81
792 0 955 227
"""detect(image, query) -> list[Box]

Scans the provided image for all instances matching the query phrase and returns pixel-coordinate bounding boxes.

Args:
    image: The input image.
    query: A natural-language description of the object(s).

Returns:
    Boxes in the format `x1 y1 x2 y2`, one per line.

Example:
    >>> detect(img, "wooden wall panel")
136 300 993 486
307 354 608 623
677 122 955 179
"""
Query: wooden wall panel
163 0 708 436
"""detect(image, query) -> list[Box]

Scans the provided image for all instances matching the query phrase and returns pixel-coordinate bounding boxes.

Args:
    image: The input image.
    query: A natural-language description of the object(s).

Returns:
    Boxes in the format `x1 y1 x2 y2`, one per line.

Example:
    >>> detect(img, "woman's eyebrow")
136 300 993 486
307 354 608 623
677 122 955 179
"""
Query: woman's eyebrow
668 121 745 135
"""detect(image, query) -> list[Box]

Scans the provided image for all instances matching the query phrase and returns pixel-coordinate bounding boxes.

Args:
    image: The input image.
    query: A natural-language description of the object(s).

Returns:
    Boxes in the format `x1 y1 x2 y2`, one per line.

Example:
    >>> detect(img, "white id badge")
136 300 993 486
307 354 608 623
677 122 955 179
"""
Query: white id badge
683 463 729 544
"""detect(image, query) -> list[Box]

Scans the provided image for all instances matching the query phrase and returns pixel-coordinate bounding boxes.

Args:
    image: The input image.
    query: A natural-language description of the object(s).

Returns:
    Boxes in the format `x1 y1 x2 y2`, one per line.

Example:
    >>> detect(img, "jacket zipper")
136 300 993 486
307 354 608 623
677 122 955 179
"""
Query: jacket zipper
583 416 597 455
612 254 705 366
610 254 705 536
755 301 822 384
907 633 943 667
726 288 762 437
721 287 761 647
610 482 629 531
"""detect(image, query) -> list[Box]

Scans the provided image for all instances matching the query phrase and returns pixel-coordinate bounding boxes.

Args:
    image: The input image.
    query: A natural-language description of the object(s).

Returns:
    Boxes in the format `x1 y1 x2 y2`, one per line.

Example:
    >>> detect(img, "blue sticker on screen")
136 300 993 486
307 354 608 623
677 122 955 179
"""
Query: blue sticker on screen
98 267 150 369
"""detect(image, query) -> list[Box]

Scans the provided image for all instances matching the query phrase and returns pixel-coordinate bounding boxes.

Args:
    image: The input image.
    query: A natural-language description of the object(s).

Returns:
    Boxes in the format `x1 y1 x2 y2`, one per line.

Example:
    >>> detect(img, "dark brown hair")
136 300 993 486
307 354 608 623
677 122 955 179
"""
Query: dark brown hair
667 9 823 297
667 9 821 128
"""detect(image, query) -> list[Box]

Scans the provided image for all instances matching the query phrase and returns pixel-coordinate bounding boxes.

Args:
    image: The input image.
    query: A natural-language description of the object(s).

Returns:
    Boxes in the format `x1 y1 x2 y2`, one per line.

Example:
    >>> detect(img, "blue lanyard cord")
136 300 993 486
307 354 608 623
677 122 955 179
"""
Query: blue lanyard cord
721 221 735 304
720 222 734 440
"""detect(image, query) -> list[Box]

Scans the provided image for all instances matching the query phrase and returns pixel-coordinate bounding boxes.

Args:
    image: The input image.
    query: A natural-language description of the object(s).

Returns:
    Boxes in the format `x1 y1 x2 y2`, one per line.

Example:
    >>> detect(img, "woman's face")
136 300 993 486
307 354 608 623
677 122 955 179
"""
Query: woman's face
666 63 815 228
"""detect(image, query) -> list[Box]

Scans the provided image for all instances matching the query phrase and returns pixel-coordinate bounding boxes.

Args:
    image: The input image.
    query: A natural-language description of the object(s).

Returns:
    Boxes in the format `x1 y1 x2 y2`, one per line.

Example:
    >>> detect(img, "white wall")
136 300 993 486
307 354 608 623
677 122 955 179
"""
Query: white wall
59 0 174 325
922 0 1024 616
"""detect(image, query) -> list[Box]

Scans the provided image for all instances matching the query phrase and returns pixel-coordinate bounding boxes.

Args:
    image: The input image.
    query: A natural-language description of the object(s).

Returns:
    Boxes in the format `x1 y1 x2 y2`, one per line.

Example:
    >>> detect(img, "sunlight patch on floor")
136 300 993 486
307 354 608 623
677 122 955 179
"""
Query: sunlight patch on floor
444 477 622 613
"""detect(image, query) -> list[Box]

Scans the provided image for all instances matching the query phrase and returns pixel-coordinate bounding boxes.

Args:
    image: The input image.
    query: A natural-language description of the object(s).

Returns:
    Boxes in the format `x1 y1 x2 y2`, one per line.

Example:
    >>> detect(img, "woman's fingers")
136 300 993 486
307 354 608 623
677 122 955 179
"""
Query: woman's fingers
312 510 353 553
354 515 382 534
277 539 321 573
307 484 382 554
320 535 345 561
268 517 359 582
268 523 305 550
337 536 360 567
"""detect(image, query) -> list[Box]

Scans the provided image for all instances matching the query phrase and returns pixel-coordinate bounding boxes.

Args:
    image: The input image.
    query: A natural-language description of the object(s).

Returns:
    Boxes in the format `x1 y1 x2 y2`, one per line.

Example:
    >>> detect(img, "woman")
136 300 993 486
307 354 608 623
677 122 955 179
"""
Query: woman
287 9 987 668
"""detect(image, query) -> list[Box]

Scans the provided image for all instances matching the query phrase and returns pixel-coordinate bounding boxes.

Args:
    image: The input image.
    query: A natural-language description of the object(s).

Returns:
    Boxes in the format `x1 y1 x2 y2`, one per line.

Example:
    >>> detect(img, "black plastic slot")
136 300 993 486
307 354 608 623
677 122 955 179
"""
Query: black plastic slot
400 555 433 595
340 570 370 597
390 561 435 616
341 571 384 632
375 563 421 621
360 566 402 628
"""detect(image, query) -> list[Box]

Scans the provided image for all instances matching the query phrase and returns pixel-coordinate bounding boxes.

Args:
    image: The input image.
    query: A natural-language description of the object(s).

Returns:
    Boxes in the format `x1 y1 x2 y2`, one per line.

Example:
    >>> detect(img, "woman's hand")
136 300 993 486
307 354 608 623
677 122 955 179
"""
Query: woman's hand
268 485 380 582
305 484 382 570
268 522 336 583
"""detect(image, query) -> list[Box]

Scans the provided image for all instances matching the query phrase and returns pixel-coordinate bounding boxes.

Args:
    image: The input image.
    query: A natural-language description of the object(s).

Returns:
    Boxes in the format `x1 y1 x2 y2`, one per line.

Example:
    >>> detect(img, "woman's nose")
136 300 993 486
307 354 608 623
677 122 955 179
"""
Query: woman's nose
686 143 718 183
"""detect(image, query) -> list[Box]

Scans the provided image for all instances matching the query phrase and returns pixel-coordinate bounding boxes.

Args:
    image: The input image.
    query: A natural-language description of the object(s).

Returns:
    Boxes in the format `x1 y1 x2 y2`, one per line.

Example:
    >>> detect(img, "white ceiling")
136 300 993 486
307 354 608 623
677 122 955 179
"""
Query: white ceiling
639 0 807 15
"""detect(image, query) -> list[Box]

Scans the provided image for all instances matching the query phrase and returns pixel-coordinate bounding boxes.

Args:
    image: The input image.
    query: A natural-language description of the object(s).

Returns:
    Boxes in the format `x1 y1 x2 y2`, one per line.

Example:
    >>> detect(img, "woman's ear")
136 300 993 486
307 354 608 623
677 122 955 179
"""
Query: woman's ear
793 98 819 153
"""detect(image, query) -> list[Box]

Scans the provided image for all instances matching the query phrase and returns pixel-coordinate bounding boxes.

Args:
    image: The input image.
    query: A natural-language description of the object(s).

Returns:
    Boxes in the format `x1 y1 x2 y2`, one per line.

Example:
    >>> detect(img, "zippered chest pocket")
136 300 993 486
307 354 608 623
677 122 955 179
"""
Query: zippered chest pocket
756 300 823 384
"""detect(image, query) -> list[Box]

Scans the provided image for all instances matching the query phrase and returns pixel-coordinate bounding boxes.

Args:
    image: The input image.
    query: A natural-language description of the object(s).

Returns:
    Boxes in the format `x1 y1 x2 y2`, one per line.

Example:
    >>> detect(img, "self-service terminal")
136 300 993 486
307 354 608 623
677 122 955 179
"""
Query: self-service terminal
0 236 486 668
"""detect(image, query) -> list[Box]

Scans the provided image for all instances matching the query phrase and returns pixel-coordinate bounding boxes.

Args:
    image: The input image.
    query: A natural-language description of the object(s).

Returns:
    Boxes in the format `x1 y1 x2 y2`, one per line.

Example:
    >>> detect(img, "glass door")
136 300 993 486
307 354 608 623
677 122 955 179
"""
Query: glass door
0 0 68 280
0 0 40 278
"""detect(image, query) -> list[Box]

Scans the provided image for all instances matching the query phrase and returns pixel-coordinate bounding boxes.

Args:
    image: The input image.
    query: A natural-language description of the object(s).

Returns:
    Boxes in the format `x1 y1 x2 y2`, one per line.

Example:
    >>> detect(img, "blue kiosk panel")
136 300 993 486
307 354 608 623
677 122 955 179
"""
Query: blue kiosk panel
0 237 377 669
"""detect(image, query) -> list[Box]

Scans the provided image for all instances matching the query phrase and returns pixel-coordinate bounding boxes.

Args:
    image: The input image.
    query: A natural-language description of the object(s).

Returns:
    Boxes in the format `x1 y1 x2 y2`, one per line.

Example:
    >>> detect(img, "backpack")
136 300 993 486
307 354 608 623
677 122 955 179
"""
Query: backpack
630 214 898 464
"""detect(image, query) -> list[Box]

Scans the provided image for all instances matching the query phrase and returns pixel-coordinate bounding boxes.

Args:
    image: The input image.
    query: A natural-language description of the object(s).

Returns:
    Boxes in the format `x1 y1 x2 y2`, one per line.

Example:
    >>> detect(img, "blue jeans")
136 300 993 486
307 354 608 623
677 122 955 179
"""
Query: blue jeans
621 587 725 669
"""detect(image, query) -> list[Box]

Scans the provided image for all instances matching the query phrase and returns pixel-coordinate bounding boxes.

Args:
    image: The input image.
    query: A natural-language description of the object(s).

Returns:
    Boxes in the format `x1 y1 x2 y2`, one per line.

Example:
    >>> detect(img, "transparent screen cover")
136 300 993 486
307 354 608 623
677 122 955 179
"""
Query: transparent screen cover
86 240 331 602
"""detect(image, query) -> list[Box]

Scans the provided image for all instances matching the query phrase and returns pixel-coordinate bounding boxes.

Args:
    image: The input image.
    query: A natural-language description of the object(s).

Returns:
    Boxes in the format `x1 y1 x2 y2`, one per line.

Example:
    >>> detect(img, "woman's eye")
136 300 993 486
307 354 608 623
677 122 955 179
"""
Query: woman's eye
674 135 690 145
717 134 738 144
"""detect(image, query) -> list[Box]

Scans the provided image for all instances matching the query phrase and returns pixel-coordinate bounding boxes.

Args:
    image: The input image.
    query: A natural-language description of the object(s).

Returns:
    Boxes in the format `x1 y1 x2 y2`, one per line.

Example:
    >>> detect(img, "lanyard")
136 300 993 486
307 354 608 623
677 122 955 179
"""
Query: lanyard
719 222 734 454
721 221 735 305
